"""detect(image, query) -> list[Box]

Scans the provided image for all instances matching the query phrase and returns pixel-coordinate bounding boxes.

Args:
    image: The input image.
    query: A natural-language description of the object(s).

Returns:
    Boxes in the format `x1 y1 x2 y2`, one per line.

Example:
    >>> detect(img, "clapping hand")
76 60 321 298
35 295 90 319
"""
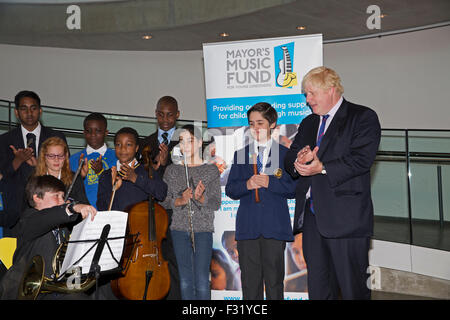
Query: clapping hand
111 166 122 190
294 146 324 176
90 155 104 175
175 187 193 207
10 145 37 168
194 180 205 203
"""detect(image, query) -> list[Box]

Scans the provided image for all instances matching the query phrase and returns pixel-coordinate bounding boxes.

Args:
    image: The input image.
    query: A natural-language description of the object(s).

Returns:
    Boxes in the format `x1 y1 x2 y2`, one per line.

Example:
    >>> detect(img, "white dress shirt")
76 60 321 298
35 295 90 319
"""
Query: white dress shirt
253 138 273 174
86 143 108 156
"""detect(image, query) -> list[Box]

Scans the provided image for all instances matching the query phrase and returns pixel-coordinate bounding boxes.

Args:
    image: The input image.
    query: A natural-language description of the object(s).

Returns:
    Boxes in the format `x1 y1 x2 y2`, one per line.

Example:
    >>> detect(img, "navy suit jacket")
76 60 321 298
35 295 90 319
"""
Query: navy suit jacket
139 130 178 178
284 99 381 238
225 141 296 242
0 124 67 180
0 205 78 299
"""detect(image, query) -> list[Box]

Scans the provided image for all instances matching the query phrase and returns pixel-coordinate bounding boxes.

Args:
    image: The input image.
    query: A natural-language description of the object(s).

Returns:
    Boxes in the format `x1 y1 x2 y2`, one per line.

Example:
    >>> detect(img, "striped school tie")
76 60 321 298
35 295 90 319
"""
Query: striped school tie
257 146 265 173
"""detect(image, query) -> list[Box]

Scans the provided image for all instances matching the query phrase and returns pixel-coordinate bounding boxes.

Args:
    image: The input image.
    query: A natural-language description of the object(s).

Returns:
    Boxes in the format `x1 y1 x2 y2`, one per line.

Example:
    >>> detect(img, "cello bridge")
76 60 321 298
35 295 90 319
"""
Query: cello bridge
142 247 161 266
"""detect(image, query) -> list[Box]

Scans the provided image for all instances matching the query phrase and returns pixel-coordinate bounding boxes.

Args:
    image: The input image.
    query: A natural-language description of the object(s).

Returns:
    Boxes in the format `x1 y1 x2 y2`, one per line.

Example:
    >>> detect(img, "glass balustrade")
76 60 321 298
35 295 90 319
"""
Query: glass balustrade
372 130 410 244
407 130 450 251
0 99 208 154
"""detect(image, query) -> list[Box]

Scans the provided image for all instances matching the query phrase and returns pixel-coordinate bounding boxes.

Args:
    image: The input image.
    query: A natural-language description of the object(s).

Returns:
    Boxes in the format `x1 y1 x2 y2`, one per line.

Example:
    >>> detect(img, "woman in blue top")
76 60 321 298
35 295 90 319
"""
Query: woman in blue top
225 102 296 300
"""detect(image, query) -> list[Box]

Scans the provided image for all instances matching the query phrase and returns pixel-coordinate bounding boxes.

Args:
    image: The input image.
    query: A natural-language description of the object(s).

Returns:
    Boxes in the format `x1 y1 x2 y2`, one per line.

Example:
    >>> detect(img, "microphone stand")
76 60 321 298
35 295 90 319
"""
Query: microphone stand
65 156 84 202
183 152 196 253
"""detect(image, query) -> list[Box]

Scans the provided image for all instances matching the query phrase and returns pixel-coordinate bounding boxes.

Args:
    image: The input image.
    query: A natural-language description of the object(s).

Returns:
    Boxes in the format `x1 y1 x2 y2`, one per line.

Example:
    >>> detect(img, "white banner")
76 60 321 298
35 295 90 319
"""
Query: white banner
203 34 322 128
203 34 323 300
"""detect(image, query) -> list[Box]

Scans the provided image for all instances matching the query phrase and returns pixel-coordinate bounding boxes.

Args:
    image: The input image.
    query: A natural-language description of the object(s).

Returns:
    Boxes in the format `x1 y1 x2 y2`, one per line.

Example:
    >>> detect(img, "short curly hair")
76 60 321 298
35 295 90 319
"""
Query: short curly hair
302 66 344 95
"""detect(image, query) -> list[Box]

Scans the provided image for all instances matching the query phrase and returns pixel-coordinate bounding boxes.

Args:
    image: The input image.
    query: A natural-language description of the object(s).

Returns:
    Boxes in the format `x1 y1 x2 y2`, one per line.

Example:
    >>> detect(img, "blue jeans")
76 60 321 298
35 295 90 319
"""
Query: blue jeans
171 230 213 300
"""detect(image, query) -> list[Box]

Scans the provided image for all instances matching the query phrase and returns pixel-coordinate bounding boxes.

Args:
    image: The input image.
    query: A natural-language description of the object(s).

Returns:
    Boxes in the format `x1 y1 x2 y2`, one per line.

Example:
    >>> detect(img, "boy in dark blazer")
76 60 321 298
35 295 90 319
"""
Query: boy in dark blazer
0 175 97 300
284 67 381 300
140 96 180 177
0 91 67 235
225 102 296 300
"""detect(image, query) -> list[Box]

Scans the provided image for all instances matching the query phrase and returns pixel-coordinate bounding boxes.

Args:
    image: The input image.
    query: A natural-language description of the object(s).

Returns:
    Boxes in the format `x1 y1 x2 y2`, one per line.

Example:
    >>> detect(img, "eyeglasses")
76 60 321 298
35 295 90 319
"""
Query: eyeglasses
45 154 66 160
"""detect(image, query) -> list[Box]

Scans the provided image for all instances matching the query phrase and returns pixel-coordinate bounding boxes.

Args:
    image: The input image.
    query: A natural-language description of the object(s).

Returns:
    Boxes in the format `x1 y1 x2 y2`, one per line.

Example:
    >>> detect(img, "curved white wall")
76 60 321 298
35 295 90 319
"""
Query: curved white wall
0 25 449 128
324 25 450 130
0 46 206 121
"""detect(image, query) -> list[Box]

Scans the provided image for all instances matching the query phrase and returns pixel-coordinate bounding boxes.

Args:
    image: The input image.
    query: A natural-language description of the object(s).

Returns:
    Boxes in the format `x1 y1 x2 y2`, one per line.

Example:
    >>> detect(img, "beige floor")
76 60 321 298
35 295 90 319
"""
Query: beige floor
371 290 437 300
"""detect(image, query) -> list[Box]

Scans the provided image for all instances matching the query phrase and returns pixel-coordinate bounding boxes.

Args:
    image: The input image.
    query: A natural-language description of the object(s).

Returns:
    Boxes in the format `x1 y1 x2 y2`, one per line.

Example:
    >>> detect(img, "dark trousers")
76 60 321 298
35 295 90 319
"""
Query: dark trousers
237 237 286 300
303 203 371 300
161 209 181 300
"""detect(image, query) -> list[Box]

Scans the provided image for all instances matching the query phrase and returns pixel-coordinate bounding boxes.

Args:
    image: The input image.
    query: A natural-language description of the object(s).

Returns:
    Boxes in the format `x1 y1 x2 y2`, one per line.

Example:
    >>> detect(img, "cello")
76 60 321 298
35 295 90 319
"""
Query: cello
111 145 170 300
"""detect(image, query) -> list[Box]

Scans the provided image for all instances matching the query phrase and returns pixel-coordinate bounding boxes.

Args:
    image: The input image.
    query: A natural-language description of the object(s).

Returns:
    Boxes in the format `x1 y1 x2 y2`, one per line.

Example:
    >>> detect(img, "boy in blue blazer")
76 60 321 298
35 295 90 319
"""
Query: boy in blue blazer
225 102 296 300
70 113 117 209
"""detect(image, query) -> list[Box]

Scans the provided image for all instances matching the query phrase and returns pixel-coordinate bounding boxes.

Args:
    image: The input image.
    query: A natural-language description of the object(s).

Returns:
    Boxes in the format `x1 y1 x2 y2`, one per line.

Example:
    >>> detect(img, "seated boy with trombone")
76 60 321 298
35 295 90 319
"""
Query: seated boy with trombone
0 175 96 300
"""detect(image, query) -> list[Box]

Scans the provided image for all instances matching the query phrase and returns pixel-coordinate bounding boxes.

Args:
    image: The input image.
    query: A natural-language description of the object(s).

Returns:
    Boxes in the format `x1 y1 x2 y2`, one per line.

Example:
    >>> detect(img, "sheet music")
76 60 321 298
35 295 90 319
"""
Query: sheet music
60 210 128 275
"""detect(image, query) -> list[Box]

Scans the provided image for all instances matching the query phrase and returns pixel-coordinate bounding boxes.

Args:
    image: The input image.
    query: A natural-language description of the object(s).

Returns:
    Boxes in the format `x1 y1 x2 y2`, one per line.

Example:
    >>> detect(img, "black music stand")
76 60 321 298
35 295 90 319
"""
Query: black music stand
58 225 139 300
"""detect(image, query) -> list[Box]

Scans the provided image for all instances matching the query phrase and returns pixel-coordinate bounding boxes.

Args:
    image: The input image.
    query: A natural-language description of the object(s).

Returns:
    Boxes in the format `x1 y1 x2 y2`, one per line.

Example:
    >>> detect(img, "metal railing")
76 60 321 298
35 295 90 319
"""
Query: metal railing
373 129 450 251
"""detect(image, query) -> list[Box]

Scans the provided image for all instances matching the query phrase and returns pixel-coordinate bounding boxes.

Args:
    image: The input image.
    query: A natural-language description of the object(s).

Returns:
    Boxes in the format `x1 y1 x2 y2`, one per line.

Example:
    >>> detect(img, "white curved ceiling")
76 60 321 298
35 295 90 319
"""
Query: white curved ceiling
0 0 449 51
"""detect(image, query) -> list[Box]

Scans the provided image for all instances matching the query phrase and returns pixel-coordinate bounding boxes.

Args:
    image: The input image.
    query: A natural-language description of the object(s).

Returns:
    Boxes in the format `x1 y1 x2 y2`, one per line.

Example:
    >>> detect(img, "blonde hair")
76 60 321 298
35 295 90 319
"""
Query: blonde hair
34 136 73 187
302 66 344 95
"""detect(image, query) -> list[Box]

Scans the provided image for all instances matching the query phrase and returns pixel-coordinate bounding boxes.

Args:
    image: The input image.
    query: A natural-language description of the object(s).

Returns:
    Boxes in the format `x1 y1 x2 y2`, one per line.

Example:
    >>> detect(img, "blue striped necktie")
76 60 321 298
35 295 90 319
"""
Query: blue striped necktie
316 114 329 147
161 132 169 145
310 114 329 214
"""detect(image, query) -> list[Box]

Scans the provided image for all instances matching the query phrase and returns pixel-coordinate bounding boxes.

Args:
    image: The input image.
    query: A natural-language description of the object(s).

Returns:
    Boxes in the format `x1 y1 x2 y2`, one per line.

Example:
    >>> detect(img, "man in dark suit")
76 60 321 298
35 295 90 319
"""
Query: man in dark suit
140 96 180 176
284 67 381 300
140 95 181 299
0 175 96 300
0 90 67 235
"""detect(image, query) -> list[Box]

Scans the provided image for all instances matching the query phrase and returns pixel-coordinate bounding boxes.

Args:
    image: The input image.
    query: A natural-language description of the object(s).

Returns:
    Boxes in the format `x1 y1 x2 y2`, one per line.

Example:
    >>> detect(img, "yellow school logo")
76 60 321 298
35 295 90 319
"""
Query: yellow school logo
274 168 283 179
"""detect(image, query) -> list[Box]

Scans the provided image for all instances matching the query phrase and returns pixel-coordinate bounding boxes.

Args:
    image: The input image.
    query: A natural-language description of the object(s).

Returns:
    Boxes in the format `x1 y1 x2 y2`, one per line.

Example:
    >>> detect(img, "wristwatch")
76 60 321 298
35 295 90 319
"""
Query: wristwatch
66 201 79 215
321 164 327 175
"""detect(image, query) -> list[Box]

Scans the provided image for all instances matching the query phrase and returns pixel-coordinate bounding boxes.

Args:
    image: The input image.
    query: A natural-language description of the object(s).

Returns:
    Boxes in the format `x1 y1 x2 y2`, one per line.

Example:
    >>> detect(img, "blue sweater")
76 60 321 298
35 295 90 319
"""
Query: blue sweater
69 148 117 208
225 141 296 242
